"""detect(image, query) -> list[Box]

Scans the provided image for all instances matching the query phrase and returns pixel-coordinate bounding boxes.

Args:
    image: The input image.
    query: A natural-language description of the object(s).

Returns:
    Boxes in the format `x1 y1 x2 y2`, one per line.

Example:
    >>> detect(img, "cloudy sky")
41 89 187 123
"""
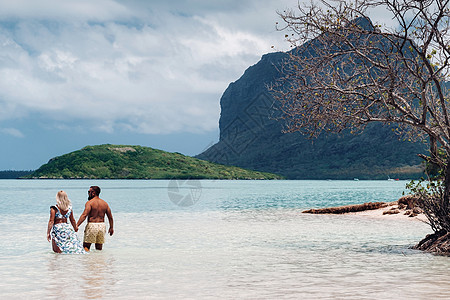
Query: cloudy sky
0 0 391 170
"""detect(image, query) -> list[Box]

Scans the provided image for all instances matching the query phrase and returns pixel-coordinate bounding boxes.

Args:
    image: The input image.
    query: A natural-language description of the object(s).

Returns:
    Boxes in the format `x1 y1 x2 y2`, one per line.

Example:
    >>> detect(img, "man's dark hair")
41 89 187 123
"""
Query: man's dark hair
90 186 101 196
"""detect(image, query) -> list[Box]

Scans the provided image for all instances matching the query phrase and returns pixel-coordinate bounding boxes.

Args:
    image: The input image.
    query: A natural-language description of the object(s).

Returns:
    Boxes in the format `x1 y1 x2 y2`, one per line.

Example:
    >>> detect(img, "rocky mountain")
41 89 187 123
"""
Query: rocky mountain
197 21 429 180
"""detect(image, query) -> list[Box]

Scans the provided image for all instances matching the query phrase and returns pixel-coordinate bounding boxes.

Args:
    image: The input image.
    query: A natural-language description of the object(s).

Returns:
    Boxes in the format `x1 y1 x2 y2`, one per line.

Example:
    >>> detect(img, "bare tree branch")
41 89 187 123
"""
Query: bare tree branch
270 0 450 236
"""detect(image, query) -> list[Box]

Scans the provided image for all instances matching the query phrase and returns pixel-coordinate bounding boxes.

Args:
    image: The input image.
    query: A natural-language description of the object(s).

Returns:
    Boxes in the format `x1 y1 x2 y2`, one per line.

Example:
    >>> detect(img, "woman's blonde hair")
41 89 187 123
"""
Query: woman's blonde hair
56 190 72 211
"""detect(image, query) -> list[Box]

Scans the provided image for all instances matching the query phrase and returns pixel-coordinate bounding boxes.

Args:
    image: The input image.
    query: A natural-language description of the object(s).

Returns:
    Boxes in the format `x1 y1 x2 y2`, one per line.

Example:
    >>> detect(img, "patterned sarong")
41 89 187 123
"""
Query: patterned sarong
51 223 86 254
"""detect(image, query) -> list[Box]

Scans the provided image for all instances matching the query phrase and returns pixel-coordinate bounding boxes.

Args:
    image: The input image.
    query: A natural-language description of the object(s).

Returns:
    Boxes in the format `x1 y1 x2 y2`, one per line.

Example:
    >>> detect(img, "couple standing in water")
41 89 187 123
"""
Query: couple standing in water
46 186 114 254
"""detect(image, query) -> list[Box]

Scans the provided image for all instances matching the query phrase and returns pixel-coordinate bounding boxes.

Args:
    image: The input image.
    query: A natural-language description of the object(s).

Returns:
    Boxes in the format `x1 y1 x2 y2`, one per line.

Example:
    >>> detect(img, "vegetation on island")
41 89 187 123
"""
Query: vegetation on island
25 144 283 180
273 0 450 254
0 170 33 179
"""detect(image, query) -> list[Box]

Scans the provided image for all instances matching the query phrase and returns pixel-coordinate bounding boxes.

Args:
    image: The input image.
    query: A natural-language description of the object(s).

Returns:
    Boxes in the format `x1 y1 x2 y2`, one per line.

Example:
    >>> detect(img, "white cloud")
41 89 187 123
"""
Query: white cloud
0 0 392 136
0 0 131 21
0 127 24 138
0 1 294 135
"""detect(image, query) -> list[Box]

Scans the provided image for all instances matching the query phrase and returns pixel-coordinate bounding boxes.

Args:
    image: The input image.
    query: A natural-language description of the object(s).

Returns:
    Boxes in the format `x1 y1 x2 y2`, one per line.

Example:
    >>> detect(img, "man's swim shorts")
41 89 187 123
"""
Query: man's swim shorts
84 222 106 244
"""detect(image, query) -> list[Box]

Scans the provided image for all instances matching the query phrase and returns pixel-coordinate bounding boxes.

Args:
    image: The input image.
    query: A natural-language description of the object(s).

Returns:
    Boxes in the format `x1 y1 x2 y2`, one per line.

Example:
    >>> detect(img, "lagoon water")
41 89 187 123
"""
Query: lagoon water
0 179 449 299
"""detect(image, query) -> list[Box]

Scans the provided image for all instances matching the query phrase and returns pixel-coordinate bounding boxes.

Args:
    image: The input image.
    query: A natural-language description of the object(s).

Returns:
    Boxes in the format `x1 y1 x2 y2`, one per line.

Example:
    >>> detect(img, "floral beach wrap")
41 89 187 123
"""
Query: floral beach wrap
51 206 86 254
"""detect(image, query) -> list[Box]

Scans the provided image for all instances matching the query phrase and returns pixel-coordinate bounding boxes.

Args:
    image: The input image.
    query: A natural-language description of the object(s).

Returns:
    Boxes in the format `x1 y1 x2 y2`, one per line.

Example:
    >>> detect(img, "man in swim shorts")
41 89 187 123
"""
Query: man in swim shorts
77 186 114 251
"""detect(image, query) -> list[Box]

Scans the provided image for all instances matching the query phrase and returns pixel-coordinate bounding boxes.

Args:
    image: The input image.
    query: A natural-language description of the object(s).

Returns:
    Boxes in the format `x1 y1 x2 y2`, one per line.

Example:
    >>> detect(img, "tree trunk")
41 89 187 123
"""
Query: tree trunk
430 136 437 163
413 230 450 255
444 162 450 211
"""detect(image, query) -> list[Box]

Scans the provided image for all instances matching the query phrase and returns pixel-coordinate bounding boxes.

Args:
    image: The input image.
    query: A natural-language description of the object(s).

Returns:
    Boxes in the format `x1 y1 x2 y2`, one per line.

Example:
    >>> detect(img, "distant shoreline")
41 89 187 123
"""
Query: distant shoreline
7 177 417 180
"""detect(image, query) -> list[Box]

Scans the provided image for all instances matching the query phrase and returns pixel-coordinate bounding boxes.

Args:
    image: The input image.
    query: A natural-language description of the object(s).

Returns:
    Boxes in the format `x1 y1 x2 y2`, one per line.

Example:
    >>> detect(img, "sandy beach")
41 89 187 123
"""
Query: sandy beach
302 196 429 223
345 201 428 222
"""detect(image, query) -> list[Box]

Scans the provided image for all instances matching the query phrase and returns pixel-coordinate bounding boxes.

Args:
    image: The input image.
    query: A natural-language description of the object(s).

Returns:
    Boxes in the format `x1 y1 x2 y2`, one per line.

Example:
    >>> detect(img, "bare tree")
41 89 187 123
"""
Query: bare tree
271 0 450 246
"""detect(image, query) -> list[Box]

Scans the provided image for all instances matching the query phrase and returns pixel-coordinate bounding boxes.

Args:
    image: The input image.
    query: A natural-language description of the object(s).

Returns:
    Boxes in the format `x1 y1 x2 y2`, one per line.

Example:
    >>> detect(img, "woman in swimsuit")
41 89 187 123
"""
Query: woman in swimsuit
46 190 86 254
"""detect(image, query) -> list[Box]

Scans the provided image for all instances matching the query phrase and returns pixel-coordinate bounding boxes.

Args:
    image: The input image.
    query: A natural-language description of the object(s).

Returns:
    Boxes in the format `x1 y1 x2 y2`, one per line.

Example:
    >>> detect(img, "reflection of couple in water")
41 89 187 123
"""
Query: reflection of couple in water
46 186 114 254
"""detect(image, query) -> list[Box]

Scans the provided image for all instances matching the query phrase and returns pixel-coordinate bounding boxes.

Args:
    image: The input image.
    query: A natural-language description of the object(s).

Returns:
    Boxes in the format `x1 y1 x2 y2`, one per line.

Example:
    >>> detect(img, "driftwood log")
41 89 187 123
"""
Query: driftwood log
302 202 389 214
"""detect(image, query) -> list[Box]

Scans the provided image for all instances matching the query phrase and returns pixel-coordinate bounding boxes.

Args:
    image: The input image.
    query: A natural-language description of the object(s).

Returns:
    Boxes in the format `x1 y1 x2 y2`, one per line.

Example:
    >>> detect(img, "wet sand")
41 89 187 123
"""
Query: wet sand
345 201 428 222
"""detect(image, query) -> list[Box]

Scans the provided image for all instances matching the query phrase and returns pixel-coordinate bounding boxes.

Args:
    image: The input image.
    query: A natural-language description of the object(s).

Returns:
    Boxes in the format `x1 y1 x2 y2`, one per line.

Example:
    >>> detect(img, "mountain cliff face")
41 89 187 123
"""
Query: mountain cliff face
196 32 428 179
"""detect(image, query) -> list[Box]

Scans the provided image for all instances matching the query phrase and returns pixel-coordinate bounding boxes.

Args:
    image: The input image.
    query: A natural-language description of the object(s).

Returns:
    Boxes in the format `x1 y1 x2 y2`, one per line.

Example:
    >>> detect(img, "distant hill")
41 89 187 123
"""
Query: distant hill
197 19 429 179
0 170 34 179
25 144 283 179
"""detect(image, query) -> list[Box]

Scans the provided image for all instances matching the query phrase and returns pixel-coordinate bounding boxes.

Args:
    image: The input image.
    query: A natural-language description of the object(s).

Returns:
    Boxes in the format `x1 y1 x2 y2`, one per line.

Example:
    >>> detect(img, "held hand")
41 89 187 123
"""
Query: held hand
74 225 78 232
108 227 114 236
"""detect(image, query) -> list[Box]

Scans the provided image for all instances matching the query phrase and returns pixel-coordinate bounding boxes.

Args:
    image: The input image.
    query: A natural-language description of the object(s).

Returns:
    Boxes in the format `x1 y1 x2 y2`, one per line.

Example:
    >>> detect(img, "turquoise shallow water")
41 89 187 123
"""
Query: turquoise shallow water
0 180 449 299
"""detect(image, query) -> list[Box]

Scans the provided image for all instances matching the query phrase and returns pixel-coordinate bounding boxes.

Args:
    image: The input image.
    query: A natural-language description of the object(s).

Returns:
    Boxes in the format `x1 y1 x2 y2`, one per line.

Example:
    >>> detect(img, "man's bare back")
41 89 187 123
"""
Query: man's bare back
77 186 114 251
86 197 110 223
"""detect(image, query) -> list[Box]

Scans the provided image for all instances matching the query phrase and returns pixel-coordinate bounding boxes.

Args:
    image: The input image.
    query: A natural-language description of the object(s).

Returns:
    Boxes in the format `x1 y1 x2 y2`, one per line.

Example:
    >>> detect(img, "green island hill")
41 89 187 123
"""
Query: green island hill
25 144 284 180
